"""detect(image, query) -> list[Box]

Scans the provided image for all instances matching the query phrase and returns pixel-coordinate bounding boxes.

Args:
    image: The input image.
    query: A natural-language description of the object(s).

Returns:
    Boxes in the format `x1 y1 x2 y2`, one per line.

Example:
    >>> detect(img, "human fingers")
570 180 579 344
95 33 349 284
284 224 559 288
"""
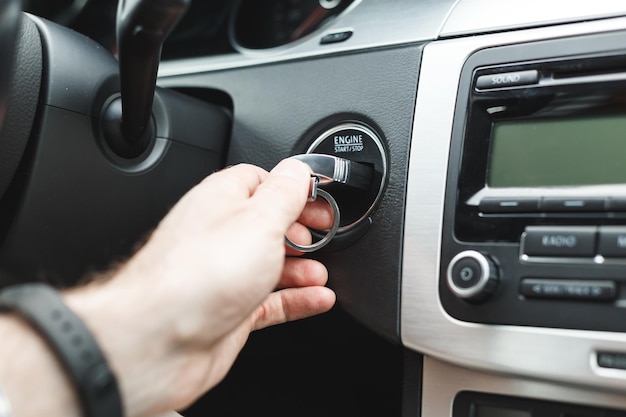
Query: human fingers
297 198 335 231
251 286 336 331
250 158 312 233
284 222 312 256
278 257 328 289
195 163 269 201
284 198 336 255
154 163 270 232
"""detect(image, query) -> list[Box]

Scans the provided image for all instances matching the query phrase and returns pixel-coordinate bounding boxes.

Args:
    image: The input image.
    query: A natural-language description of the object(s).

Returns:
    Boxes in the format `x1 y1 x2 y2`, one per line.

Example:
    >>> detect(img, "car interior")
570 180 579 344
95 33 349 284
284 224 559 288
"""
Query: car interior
2 0 626 416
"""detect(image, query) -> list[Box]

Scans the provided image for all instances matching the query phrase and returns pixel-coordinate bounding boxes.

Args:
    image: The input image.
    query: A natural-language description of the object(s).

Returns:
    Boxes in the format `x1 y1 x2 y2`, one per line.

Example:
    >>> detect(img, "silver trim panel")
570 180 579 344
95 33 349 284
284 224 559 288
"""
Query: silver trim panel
158 0 458 77
402 17 626 392
421 357 626 416
441 0 626 38
158 0 626 79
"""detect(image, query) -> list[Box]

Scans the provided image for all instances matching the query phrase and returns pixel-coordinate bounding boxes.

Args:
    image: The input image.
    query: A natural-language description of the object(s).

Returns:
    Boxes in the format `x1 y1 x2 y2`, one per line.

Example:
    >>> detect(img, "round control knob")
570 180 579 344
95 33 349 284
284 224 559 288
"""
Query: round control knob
446 250 499 302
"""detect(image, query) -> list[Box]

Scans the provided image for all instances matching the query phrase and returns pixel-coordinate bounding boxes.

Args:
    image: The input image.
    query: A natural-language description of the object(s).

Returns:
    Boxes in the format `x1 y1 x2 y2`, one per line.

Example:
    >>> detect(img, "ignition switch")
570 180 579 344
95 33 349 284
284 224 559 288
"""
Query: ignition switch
305 122 387 232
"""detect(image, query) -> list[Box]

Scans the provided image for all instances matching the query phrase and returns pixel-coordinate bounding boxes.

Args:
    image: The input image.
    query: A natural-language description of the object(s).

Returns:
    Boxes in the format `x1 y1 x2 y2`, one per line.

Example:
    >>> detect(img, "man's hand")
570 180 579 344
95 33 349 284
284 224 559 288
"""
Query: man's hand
64 158 336 417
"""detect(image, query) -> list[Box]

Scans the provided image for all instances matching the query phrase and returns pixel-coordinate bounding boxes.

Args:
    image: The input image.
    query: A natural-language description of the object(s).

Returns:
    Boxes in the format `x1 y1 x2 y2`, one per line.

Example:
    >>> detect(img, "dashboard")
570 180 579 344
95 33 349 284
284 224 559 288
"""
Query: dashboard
22 0 359 59
8 0 626 416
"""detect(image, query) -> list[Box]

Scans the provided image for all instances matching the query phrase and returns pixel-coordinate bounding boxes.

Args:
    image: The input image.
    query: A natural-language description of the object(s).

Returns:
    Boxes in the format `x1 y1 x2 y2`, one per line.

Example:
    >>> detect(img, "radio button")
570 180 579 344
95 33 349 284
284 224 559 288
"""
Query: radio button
479 197 538 213
541 197 605 212
522 226 596 257
598 226 626 257
476 69 539 90
607 197 626 211
520 279 616 301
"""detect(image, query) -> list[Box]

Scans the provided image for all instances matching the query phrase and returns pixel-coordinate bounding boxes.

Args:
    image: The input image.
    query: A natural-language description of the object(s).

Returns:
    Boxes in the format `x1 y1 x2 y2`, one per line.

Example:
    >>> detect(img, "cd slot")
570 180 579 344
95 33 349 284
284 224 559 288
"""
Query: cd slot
543 70 626 87
551 54 626 79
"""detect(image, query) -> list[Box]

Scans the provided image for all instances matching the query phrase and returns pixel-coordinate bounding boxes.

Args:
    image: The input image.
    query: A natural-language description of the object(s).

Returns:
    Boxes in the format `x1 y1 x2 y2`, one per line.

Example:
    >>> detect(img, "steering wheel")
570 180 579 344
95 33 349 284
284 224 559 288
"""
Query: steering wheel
0 0 18 127
0 0 232 286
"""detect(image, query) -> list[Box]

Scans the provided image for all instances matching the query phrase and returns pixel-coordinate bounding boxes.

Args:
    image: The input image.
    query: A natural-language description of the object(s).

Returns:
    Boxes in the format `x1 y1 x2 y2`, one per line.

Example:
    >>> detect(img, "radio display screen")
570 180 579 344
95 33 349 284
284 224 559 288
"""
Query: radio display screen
487 114 626 188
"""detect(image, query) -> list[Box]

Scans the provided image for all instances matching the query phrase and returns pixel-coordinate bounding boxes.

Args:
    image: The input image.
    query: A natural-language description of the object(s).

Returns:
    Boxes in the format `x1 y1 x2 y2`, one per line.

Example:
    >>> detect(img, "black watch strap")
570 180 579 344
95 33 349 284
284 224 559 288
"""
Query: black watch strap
0 283 124 417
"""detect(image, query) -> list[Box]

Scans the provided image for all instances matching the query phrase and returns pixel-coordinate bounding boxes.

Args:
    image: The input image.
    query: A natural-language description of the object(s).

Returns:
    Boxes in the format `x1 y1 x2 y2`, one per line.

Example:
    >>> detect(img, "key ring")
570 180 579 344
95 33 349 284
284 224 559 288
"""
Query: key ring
285 188 341 253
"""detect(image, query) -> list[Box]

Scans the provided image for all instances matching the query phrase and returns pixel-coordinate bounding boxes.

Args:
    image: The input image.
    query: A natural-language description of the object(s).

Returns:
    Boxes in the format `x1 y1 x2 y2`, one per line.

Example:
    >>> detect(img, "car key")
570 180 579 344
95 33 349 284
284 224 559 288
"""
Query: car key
284 154 373 252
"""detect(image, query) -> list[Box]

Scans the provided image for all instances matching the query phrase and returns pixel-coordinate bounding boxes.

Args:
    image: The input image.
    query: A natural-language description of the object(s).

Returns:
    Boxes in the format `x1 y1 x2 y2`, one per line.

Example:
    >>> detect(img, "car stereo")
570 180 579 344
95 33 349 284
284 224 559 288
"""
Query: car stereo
439 31 626 332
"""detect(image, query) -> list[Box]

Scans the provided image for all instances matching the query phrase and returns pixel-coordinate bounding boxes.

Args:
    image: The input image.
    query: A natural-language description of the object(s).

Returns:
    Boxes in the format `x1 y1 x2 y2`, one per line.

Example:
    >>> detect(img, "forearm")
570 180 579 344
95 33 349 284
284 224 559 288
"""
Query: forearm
0 313 81 417
62 277 182 417
0 282 180 417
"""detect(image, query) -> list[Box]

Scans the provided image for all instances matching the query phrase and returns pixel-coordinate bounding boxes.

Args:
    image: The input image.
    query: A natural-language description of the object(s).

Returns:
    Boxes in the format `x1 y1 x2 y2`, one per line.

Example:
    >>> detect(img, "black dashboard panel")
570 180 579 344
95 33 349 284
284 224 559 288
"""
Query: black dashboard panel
160 43 423 342
158 34 424 417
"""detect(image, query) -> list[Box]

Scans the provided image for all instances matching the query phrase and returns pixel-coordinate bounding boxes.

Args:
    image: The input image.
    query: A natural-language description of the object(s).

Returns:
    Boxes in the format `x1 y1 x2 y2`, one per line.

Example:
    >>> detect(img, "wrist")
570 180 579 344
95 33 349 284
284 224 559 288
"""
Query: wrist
0 382 12 417
0 313 81 417
63 275 181 417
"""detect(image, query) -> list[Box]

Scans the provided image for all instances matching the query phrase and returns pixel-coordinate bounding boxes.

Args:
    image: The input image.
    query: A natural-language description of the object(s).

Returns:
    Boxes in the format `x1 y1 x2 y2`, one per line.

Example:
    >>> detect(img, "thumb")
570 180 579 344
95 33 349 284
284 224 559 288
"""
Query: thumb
250 158 312 233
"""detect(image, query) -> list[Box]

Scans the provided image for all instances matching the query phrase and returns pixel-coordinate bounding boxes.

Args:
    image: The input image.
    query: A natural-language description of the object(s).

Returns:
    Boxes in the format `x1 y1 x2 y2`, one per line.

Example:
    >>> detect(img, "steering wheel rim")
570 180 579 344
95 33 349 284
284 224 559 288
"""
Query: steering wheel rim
0 0 20 127
0 6 43 211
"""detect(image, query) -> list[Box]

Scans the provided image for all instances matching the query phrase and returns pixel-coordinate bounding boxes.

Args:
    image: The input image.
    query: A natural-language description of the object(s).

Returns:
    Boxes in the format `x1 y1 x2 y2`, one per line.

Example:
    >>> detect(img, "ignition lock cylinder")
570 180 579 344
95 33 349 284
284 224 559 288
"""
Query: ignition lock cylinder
284 121 388 252
305 121 388 232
